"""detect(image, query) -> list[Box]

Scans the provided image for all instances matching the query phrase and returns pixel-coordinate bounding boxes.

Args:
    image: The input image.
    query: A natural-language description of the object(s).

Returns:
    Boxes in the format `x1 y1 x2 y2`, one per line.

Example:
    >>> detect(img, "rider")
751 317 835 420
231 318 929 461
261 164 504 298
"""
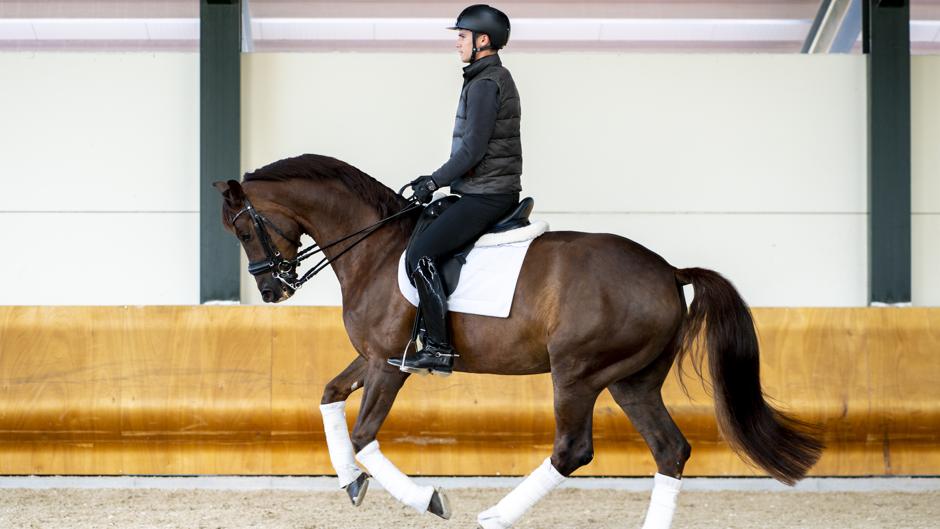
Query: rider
389 4 522 376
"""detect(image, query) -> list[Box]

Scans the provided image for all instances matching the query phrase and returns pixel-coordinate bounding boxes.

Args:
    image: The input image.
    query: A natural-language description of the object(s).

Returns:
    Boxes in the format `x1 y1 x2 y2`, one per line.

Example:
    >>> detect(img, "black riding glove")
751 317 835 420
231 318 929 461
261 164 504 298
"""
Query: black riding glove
410 175 439 204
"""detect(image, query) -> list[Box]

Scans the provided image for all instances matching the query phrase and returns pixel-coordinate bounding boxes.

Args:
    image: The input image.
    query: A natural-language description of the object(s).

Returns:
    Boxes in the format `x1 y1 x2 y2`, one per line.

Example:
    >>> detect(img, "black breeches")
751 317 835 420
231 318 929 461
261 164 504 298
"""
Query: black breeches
406 192 519 273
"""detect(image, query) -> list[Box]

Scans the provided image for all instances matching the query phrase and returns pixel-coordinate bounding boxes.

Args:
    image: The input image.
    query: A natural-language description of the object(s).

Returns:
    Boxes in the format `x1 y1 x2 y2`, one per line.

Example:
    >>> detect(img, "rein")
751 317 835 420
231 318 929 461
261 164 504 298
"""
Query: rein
232 196 422 291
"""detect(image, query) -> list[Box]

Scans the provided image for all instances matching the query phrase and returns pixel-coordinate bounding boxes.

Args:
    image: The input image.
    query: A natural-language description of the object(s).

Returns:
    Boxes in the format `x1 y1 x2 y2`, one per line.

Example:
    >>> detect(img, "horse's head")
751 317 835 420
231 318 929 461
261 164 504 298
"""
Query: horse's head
214 179 303 303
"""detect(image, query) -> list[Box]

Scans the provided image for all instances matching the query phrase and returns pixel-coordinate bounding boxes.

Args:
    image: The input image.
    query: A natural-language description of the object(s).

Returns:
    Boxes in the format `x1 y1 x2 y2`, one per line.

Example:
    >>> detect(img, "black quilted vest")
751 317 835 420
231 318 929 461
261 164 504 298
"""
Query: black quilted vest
450 54 522 194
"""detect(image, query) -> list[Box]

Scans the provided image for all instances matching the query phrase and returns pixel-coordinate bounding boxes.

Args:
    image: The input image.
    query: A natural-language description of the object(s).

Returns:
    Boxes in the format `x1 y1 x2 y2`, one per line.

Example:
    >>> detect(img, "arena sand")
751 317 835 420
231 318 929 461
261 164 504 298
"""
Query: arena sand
0 488 936 528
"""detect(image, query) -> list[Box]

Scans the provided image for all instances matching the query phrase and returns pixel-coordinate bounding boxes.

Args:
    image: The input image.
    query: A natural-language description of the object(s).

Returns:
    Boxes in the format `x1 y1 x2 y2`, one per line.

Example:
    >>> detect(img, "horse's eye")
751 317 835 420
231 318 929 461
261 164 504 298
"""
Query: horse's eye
239 232 251 242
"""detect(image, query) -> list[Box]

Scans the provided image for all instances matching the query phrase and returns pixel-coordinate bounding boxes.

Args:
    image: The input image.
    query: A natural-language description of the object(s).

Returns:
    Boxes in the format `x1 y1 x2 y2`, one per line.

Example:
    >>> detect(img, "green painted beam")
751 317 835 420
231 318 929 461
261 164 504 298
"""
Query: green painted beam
864 0 911 304
200 0 241 302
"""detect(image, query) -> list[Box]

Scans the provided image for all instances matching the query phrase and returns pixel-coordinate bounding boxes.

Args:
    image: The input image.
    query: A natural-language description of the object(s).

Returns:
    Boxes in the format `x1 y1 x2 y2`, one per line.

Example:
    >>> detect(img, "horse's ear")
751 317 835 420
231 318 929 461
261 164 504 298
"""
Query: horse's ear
212 179 246 206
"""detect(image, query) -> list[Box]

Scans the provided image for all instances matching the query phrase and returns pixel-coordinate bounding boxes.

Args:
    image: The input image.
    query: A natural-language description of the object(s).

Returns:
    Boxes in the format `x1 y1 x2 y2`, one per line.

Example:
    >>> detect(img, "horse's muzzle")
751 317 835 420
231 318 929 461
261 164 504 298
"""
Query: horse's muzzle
259 276 294 303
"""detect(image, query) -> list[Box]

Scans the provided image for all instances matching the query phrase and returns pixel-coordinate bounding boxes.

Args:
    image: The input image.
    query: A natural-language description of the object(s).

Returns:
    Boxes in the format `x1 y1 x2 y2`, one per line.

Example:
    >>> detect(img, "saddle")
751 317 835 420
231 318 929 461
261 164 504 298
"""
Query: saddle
405 196 535 296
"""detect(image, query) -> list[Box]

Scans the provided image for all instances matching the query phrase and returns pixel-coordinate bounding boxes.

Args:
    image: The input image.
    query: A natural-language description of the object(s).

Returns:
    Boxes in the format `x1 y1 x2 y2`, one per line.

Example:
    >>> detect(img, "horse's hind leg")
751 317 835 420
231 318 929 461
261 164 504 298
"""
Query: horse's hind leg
478 383 602 529
608 365 691 529
319 356 370 504
349 360 450 519
608 379 691 478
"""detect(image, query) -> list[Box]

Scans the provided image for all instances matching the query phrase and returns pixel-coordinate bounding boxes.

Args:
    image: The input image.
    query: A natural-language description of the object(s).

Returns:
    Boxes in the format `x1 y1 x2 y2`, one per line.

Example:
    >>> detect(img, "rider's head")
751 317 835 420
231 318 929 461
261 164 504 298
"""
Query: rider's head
448 4 511 64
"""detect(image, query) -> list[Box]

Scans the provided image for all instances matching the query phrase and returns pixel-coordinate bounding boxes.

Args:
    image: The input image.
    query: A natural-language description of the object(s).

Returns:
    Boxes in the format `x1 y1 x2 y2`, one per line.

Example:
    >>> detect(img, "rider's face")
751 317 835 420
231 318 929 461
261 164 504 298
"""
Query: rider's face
456 30 472 62
456 29 488 63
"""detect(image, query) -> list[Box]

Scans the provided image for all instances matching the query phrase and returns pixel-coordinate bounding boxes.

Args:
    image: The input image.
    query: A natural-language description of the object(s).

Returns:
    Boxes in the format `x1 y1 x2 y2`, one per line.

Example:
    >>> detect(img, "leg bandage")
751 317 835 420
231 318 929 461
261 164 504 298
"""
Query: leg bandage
640 473 682 529
319 401 364 488
355 440 434 513
477 457 566 529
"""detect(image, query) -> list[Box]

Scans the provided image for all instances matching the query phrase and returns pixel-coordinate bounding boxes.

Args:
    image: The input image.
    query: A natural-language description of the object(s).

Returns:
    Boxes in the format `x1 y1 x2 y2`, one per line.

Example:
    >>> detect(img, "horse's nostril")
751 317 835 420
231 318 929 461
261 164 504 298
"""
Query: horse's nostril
261 289 275 303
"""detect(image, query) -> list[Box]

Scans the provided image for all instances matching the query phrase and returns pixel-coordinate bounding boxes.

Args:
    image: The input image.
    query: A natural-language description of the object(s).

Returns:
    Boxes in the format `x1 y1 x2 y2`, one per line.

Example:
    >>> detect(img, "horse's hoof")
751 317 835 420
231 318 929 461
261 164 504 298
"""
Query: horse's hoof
428 487 451 520
344 472 369 507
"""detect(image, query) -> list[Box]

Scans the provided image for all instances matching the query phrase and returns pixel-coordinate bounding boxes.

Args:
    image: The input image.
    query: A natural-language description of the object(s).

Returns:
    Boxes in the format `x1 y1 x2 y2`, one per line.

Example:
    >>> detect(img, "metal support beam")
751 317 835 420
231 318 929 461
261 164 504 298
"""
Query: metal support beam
200 0 241 303
241 0 254 53
864 0 911 304
803 0 863 53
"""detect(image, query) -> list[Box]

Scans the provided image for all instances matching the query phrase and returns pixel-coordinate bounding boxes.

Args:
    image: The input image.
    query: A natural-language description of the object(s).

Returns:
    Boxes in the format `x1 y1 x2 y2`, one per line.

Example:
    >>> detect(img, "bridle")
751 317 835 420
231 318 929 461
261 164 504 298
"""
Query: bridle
231 193 422 291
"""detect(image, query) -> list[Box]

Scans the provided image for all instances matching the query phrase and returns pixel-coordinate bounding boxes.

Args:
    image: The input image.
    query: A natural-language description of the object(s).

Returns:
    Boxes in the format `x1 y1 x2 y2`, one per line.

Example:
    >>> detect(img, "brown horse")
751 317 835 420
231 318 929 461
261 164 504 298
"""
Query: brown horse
214 154 822 529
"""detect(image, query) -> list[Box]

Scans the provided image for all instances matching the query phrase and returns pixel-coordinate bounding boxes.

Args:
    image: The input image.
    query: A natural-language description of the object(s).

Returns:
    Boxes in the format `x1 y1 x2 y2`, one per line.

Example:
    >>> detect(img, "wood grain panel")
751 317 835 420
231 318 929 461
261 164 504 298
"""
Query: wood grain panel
119 307 274 438
0 307 120 440
0 306 937 476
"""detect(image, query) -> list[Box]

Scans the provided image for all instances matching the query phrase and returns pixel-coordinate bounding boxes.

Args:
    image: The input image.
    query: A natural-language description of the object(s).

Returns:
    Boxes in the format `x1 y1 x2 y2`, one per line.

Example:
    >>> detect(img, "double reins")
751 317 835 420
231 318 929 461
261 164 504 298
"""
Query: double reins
232 189 422 291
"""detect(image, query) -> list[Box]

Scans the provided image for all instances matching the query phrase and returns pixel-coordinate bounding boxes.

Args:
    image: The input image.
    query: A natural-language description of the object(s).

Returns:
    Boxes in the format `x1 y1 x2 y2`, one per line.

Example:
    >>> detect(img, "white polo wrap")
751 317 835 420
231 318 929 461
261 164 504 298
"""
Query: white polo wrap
640 472 682 529
319 401 363 488
477 457 566 529
355 440 434 513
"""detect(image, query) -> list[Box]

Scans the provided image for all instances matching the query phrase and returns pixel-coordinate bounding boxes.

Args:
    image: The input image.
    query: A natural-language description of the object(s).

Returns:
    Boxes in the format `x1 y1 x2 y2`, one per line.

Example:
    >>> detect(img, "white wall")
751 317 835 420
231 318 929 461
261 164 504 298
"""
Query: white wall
242 52 869 307
1 52 934 306
912 56 940 306
0 53 198 304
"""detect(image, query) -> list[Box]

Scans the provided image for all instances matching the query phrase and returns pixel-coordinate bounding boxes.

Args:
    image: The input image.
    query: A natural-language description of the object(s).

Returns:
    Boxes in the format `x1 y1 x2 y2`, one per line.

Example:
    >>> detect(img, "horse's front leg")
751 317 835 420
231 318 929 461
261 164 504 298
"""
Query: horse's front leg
350 359 451 519
319 356 370 505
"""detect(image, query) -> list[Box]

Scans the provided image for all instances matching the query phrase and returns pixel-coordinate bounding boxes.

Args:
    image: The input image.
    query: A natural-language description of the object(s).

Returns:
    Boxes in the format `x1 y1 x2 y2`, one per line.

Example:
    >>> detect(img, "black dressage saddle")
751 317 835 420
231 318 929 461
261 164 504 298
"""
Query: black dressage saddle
405 196 534 295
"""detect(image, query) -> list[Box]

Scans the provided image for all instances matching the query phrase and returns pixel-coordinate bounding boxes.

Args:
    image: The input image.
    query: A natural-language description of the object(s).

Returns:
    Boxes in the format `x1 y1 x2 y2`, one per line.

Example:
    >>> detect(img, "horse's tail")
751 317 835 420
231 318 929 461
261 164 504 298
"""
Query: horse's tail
673 267 823 485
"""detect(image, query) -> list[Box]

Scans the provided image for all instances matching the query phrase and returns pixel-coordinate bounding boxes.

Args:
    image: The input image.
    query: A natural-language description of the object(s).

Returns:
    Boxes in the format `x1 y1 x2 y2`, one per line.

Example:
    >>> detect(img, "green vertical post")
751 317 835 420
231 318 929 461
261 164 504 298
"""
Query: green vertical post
864 0 911 304
200 0 241 302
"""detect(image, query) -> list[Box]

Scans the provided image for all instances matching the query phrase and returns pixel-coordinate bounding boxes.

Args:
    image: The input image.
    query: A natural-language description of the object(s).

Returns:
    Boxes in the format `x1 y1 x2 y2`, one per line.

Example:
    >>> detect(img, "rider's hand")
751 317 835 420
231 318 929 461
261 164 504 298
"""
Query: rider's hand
410 175 438 204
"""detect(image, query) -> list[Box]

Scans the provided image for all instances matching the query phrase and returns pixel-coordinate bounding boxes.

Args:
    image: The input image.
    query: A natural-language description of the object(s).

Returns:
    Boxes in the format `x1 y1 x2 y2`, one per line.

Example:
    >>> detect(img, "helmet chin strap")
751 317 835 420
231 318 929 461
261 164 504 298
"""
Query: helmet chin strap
469 30 493 63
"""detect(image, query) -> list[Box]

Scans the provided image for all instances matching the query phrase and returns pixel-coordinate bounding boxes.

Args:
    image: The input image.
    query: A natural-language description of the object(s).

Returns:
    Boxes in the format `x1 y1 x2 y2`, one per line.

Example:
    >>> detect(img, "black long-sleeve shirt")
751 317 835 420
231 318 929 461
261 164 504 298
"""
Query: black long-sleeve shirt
430 79 499 188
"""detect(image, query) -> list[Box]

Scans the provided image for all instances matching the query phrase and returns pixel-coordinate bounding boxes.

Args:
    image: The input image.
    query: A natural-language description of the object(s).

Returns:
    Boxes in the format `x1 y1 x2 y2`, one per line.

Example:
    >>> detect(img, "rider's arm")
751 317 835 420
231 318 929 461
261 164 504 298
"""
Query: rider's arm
430 79 499 188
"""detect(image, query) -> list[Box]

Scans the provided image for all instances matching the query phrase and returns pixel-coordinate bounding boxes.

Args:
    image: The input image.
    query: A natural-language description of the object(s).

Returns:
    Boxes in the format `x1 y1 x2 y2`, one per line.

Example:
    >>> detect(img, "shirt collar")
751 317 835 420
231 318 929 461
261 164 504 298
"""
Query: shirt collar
463 53 501 81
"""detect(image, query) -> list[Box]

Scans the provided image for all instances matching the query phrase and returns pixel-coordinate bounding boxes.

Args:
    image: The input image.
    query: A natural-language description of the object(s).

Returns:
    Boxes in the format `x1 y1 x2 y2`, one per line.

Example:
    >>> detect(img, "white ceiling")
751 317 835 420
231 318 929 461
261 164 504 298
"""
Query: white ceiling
1 1 938 53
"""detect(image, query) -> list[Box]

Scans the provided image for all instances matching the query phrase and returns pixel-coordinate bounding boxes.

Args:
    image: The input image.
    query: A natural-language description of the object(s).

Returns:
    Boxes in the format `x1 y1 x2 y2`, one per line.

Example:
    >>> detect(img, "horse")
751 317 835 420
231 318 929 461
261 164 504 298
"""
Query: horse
214 153 823 529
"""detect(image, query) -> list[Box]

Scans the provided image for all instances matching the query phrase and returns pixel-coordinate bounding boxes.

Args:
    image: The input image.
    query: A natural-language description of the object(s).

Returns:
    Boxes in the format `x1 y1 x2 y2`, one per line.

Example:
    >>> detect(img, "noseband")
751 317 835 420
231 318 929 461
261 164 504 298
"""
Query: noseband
231 195 421 291
231 199 302 288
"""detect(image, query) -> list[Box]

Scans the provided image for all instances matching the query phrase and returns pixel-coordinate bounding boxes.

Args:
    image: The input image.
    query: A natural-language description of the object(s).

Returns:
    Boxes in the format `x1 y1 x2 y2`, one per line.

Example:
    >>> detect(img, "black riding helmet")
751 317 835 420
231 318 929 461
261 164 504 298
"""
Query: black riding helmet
448 4 511 62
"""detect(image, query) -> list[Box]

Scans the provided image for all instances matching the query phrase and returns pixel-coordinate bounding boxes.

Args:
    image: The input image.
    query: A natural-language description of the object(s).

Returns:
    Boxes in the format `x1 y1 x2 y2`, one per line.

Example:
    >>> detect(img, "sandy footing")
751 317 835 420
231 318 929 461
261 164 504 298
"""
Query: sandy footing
1 488 937 529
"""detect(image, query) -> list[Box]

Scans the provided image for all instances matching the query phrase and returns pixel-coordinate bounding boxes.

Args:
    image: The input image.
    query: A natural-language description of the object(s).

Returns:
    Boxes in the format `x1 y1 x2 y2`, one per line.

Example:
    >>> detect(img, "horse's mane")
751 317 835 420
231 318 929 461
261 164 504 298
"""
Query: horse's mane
243 154 418 236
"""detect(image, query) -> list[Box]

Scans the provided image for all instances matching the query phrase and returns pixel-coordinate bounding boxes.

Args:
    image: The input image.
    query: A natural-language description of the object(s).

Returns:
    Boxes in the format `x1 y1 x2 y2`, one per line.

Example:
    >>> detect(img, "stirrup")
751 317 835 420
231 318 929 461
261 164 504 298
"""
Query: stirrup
394 339 425 375
389 339 434 376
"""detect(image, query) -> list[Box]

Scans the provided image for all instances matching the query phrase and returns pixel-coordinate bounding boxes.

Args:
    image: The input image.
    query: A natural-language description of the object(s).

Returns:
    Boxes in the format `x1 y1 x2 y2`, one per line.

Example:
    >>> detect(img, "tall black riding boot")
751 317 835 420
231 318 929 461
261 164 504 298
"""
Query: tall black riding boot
388 257 457 376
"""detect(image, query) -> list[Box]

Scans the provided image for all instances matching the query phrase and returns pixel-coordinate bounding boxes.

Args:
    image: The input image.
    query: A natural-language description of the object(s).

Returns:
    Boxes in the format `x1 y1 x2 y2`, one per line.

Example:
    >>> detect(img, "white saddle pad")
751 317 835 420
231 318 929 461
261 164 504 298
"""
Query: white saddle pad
397 220 549 318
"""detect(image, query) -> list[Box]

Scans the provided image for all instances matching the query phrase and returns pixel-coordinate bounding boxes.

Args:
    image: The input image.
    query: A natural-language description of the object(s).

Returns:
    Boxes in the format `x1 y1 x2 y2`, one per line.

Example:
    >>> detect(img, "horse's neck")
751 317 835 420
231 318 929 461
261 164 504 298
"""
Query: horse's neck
293 184 408 298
